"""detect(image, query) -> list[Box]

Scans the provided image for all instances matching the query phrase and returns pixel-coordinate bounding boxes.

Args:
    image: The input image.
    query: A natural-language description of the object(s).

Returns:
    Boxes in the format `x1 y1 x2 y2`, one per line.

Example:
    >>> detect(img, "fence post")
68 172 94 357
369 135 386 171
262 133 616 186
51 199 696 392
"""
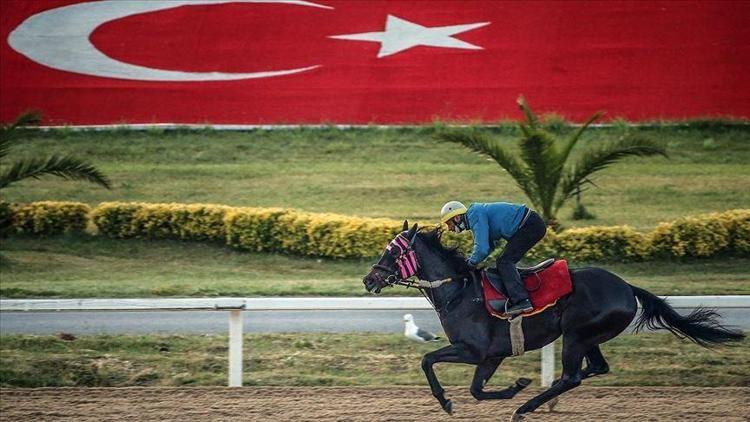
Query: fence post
541 340 555 387
228 310 243 387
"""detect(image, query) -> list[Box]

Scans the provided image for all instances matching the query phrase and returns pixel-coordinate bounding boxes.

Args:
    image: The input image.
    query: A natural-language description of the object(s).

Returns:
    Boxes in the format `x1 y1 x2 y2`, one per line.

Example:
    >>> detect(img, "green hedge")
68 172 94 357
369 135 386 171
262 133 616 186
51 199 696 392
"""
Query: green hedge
5 201 749 261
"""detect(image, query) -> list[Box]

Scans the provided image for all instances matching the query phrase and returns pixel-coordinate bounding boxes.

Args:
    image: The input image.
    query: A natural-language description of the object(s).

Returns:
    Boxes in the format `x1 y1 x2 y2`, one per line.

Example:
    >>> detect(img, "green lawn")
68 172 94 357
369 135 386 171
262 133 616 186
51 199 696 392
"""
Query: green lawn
1 333 747 387
3 124 749 230
1 236 748 297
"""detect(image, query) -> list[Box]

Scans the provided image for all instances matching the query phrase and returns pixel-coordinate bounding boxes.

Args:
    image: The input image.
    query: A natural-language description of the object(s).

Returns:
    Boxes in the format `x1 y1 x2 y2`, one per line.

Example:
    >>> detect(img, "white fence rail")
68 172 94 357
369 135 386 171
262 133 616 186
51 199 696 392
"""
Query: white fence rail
2 296 748 387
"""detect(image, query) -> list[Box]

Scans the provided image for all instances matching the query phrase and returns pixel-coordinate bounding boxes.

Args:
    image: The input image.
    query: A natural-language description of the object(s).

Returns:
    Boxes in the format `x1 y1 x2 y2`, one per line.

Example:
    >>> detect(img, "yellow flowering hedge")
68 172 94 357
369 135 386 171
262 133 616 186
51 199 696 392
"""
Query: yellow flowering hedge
555 226 649 262
649 210 749 258
6 201 750 261
91 202 230 242
724 210 750 254
224 207 295 253
225 207 405 258
8 201 90 236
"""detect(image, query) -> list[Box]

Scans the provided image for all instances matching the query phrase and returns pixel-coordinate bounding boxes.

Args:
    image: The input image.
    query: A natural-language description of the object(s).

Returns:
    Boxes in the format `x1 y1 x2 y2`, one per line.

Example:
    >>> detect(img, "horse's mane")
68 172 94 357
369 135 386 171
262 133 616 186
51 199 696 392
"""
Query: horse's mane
417 227 469 273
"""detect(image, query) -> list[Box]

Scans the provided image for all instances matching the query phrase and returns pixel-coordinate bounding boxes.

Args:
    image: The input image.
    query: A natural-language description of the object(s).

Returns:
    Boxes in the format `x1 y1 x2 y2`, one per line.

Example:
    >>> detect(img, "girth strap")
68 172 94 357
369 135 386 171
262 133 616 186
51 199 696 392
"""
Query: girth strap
509 316 525 356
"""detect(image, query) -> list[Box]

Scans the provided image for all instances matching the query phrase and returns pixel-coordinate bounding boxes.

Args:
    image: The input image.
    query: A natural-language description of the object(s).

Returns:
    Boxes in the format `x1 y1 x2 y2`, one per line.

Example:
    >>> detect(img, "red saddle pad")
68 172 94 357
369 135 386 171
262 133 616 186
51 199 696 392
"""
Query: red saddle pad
481 259 573 319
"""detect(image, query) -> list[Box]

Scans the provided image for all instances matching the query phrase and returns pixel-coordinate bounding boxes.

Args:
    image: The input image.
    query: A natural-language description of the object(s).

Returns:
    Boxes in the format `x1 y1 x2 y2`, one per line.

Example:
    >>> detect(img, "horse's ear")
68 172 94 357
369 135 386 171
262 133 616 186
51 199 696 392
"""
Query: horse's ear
408 223 418 245
402 220 409 232
405 222 417 237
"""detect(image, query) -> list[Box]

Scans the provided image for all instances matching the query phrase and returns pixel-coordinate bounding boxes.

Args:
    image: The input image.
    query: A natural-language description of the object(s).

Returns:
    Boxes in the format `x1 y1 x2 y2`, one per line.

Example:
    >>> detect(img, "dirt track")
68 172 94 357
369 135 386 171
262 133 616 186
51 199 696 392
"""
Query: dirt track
1 386 748 421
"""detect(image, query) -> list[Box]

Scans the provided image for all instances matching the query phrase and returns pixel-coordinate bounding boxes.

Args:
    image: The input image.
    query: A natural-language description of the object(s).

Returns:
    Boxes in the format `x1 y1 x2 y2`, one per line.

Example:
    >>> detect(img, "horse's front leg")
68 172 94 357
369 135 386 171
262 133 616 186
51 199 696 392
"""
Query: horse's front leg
421 344 481 414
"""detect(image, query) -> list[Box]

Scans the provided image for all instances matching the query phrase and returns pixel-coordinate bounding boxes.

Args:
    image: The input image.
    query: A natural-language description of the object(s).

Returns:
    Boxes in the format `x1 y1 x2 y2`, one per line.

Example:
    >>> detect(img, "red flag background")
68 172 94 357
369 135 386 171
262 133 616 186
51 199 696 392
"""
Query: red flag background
1 0 749 125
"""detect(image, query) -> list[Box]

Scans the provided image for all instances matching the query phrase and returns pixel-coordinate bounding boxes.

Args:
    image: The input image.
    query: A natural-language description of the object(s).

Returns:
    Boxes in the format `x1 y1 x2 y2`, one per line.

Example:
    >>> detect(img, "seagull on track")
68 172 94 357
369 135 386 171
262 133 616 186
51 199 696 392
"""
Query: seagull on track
403 313 442 342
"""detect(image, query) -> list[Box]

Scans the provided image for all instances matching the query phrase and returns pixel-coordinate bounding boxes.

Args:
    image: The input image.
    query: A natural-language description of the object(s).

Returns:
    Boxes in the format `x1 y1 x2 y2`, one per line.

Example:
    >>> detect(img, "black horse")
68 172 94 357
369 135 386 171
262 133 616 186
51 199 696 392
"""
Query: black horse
362 222 744 421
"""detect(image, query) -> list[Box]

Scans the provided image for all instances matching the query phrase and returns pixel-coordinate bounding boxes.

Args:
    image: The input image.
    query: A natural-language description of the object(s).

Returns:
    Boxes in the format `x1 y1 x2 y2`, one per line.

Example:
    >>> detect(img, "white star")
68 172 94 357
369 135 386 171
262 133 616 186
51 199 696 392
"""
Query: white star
329 15 490 58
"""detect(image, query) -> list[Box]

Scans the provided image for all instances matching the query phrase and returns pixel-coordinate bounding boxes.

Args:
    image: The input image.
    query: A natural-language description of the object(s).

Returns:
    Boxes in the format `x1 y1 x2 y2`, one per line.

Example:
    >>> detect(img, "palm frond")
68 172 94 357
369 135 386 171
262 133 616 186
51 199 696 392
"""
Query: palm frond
559 110 604 164
516 96 539 130
556 137 668 211
1 112 42 159
518 129 563 215
437 130 541 206
0 138 12 161
1 110 42 137
10 111 42 129
0 155 111 190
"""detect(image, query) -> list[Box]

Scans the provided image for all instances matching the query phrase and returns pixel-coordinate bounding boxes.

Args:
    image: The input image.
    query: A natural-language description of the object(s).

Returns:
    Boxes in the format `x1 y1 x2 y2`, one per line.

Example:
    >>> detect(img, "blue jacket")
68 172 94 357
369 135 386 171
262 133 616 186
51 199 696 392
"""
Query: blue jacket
466 202 528 265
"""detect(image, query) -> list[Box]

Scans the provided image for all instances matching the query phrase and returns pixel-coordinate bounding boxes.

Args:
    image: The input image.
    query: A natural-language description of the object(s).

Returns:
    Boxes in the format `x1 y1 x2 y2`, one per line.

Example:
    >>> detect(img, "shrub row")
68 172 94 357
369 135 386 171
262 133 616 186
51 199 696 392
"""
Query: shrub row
3 201 90 236
4 201 749 261
90 202 230 242
90 202 404 258
547 210 749 261
224 208 403 258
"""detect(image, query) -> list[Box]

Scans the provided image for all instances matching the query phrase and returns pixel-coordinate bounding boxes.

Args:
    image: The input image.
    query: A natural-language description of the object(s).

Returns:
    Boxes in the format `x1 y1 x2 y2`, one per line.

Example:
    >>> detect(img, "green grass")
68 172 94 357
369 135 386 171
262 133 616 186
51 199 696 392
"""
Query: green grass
2 124 749 230
1 333 747 387
1 235 748 298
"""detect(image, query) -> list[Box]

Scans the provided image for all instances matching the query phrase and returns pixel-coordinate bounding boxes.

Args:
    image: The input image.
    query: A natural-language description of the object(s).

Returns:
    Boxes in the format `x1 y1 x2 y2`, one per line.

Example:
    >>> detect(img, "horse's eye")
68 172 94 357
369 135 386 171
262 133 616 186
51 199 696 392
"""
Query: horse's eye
384 246 398 257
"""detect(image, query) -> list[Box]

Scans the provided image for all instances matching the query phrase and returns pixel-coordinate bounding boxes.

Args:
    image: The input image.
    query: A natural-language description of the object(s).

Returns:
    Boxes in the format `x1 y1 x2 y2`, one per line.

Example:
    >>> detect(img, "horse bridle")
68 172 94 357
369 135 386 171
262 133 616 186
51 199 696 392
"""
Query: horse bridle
371 232 420 288
371 232 459 290
371 230 476 315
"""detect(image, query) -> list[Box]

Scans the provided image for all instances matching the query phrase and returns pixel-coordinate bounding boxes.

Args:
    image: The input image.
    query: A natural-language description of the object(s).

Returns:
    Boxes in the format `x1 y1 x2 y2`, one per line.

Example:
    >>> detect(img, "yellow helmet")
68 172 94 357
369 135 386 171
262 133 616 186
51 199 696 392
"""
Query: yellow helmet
440 201 467 224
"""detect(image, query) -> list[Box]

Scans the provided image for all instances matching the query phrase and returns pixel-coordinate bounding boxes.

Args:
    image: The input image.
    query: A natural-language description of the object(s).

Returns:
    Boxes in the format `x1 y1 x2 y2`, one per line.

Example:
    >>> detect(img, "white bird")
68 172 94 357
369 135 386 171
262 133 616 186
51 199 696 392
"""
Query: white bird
403 313 442 342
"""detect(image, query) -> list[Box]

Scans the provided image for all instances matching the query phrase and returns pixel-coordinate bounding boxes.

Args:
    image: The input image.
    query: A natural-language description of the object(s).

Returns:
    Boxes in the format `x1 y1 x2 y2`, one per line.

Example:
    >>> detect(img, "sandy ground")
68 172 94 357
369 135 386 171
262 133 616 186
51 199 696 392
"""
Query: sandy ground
1 386 748 421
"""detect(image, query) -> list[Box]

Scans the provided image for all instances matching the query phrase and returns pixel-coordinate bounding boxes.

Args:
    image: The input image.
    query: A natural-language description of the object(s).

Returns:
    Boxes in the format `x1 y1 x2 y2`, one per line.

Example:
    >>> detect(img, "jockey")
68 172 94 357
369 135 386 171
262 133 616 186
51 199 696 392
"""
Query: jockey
440 200 547 316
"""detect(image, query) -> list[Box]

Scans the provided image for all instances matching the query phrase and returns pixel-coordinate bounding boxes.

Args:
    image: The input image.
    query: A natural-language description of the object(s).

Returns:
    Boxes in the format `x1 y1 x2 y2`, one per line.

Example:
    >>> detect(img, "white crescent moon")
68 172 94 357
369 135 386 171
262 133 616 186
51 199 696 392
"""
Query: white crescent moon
7 0 332 81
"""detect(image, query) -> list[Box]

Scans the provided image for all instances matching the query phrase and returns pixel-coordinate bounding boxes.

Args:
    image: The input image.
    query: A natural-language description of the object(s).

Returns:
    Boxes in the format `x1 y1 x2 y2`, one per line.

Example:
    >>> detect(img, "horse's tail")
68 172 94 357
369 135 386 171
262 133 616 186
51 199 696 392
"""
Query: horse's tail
629 284 745 347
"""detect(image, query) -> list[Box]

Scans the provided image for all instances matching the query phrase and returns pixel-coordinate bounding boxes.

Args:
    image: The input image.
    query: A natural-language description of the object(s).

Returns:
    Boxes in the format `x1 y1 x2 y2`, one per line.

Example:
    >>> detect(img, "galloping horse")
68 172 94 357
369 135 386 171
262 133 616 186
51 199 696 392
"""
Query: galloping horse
362 222 744 421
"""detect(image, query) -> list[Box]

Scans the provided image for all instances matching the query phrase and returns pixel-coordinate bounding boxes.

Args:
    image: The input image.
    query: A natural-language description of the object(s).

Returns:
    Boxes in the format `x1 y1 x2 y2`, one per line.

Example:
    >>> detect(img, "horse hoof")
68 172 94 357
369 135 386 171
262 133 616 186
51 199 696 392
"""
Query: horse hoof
547 397 559 412
515 377 532 389
510 411 525 421
442 399 453 415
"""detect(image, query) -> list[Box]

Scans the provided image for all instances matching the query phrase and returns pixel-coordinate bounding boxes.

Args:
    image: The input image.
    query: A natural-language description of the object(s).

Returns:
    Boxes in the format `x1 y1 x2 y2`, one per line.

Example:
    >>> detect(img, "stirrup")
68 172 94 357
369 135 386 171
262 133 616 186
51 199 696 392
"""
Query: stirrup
489 299 507 313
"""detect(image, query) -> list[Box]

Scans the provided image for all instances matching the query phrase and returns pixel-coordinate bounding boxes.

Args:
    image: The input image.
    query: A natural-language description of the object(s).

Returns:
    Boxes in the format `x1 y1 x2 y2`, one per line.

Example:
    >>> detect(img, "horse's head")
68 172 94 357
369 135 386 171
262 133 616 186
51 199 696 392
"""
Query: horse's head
363 220 419 294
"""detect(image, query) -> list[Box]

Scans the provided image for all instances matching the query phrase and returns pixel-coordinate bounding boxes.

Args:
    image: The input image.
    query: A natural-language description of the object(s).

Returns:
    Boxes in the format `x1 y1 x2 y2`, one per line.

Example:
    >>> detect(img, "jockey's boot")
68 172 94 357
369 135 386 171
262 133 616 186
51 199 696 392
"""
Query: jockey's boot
497 262 534 316
506 298 533 317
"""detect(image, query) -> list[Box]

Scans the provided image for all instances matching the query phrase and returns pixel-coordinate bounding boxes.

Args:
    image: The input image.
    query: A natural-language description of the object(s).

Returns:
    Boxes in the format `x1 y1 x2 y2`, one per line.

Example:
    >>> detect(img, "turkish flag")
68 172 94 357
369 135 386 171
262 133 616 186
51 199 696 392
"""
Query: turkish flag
1 0 749 125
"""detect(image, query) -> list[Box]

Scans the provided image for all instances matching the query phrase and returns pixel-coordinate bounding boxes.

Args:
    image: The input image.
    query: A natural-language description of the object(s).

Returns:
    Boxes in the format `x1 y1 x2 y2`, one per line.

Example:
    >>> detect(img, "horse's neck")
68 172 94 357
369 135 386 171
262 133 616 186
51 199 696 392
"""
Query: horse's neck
415 243 464 311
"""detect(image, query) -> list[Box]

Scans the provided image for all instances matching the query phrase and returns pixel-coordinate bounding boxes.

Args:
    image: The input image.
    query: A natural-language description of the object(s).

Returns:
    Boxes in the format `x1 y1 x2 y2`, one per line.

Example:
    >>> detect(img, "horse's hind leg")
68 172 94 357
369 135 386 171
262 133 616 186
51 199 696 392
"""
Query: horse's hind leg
544 344 610 412
511 337 586 421
550 345 610 385
581 345 609 379
470 358 530 401
544 345 610 413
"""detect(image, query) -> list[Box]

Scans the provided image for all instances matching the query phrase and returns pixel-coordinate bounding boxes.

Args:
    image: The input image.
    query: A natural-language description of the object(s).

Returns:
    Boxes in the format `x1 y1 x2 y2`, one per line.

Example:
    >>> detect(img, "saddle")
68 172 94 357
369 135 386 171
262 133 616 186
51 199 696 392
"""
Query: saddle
481 259 573 319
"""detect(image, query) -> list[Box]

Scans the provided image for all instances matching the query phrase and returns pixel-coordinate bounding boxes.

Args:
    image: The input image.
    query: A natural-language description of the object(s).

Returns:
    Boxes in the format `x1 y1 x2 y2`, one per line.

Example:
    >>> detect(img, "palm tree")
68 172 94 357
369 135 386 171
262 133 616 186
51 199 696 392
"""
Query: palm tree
0 111 111 190
437 96 667 227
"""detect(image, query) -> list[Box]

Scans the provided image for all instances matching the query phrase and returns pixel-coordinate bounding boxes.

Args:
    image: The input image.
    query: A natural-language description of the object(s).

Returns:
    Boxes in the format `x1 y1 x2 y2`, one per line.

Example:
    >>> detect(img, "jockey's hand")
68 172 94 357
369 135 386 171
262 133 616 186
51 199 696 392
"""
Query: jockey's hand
465 259 477 271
